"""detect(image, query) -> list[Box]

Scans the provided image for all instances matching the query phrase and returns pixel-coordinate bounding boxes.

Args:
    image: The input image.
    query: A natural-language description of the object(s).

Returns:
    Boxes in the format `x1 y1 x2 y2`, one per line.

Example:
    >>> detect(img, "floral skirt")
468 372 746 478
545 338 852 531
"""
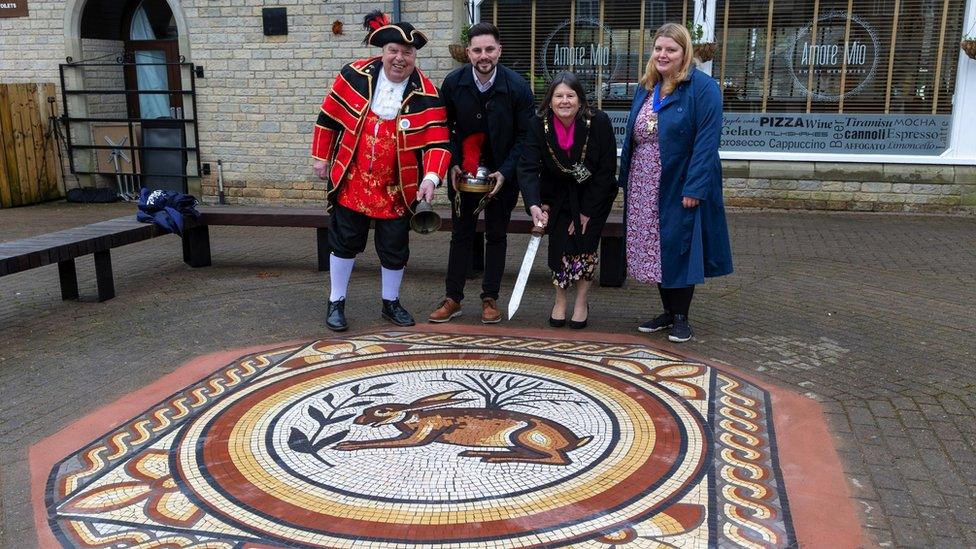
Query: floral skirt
551 253 598 289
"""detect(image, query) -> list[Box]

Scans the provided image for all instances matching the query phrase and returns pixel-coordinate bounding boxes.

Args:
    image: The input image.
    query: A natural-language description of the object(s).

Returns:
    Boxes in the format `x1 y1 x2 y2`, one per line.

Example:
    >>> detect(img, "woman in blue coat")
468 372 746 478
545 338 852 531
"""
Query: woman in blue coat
617 22 733 343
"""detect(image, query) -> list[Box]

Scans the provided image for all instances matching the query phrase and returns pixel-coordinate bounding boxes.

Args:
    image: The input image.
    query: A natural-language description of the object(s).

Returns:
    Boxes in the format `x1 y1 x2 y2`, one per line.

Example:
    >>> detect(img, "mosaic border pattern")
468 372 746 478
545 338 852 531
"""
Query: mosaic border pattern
45 332 797 548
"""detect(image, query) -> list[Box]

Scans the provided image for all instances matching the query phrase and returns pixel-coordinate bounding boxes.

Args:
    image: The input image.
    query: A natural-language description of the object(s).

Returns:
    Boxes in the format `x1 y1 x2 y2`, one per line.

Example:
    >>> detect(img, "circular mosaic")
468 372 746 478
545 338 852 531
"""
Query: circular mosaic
173 348 707 545
46 333 804 547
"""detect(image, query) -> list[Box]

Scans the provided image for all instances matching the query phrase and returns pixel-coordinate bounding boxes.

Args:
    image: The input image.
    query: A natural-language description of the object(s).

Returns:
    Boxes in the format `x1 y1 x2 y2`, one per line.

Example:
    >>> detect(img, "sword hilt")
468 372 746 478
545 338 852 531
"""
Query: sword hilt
531 204 549 237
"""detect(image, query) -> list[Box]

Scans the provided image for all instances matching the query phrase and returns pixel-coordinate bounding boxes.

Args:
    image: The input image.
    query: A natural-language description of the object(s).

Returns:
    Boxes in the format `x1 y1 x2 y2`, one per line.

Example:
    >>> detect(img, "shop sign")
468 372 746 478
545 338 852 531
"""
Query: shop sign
0 0 28 17
721 113 950 155
606 110 629 149
785 11 880 101
540 18 620 100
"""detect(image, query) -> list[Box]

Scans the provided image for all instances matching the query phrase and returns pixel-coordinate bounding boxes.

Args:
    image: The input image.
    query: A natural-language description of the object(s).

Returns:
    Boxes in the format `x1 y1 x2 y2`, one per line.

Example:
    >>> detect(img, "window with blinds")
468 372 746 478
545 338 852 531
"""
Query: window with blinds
481 0 966 155
714 0 966 115
487 0 690 112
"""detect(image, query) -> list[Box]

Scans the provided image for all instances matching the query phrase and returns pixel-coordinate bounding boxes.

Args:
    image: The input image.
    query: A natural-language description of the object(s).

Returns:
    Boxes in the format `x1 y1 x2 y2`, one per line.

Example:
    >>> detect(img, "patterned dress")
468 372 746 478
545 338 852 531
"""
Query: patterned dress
625 97 663 284
552 251 597 288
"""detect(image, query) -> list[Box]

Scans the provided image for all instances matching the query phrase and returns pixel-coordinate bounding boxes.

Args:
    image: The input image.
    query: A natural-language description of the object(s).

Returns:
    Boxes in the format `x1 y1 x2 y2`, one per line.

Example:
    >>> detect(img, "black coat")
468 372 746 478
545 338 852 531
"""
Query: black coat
518 109 618 271
440 64 535 199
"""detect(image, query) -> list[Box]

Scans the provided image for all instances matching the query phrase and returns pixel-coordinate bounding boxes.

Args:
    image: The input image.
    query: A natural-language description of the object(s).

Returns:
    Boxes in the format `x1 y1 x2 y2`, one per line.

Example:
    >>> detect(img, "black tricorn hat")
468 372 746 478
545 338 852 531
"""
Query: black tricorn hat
362 10 428 49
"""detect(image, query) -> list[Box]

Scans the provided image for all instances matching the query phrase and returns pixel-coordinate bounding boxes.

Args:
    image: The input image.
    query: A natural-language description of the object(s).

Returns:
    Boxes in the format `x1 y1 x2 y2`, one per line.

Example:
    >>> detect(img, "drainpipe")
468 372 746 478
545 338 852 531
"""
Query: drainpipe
469 0 484 23
393 0 401 22
216 159 226 204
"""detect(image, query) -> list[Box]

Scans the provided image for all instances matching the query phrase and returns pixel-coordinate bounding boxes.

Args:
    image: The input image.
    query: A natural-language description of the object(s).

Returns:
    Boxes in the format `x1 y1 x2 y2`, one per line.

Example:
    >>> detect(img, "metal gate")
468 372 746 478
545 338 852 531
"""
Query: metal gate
58 53 201 197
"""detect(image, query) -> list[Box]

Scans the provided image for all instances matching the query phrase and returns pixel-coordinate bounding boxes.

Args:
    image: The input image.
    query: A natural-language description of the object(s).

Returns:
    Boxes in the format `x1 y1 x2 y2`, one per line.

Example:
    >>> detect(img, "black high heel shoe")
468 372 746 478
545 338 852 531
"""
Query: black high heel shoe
567 304 588 330
549 304 566 327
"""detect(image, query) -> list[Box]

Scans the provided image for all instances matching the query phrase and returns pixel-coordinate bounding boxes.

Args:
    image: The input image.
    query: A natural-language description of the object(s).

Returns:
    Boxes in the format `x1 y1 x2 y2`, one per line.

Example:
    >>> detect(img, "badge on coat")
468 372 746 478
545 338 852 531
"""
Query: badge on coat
399 119 411 130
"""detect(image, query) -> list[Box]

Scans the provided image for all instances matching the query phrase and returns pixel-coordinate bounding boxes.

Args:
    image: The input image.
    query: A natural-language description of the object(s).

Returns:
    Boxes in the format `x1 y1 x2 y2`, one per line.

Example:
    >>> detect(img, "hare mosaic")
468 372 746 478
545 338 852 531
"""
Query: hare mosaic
43 331 797 548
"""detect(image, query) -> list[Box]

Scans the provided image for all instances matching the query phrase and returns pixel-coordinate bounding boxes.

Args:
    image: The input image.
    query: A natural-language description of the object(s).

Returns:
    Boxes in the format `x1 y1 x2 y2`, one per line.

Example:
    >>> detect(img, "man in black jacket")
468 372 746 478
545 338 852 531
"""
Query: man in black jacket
428 22 535 324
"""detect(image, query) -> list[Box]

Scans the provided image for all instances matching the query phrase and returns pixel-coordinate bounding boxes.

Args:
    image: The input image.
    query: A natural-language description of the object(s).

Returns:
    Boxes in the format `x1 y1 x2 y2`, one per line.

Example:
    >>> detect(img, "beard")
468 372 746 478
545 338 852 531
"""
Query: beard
474 60 496 76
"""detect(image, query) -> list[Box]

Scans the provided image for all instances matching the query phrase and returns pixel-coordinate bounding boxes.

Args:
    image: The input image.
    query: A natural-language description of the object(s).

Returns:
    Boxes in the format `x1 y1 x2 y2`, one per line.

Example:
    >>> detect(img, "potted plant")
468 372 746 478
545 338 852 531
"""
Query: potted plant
449 23 471 64
525 72 546 94
962 35 976 60
687 21 717 63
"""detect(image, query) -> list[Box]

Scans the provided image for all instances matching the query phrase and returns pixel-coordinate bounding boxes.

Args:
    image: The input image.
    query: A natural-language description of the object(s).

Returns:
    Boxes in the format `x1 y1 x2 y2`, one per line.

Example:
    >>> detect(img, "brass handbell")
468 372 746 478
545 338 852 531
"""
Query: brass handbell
409 199 441 234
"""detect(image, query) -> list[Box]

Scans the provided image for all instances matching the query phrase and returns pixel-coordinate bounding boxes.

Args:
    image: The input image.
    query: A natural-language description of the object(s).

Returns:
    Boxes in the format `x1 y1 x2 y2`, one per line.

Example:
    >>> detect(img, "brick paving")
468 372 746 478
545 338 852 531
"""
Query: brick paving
1 200 975 548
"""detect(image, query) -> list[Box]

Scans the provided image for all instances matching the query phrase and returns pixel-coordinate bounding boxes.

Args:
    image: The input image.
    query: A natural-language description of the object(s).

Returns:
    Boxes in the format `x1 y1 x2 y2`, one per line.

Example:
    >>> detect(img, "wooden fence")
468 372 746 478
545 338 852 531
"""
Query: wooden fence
0 83 63 208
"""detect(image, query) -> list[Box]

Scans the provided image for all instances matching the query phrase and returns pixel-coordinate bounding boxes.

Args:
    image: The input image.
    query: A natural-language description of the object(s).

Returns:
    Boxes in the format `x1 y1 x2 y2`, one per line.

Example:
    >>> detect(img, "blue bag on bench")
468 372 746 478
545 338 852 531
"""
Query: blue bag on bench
136 188 199 236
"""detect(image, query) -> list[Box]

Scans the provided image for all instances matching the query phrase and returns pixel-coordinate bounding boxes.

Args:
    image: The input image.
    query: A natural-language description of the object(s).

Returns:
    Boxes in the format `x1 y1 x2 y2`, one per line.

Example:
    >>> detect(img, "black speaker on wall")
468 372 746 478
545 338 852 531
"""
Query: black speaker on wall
263 8 287 36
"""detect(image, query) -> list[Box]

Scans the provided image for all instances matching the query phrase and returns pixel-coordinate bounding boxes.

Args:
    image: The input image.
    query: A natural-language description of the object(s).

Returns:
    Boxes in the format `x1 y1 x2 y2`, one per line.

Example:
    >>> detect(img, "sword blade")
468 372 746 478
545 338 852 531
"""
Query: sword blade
507 234 541 320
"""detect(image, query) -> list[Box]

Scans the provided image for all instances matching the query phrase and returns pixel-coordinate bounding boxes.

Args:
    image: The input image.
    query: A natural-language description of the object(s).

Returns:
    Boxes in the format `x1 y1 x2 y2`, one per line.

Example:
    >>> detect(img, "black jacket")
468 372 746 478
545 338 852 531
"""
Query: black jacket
518 109 618 270
440 64 535 193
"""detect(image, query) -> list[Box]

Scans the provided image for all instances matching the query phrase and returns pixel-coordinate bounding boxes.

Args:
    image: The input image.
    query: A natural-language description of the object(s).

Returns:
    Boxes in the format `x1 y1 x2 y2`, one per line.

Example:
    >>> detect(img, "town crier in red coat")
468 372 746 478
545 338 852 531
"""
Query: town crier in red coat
312 11 450 331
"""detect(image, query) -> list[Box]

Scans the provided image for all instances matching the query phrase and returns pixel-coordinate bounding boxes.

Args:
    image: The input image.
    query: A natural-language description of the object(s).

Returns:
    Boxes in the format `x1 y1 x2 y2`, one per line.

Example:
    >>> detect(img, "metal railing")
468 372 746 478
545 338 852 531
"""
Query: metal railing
58 54 201 196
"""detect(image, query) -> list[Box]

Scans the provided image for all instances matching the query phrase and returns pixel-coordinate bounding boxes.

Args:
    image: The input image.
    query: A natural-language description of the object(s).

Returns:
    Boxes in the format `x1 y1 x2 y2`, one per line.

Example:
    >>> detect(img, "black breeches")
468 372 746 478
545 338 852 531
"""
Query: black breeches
328 203 410 270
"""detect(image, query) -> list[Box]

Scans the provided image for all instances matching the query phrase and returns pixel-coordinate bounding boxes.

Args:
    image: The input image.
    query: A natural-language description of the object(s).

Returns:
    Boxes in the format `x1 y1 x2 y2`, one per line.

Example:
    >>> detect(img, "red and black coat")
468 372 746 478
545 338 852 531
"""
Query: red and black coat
311 57 451 208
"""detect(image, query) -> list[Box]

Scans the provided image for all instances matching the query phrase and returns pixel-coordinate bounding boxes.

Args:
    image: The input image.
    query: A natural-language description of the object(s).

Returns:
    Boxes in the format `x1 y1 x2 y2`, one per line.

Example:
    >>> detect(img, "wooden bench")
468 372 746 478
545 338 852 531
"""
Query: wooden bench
0 216 167 301
182 205 626 286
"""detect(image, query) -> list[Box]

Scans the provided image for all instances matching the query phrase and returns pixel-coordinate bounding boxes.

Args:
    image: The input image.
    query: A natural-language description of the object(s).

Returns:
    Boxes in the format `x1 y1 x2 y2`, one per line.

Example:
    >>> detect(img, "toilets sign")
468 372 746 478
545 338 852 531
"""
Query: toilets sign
785 11 880 101
0 0 28 17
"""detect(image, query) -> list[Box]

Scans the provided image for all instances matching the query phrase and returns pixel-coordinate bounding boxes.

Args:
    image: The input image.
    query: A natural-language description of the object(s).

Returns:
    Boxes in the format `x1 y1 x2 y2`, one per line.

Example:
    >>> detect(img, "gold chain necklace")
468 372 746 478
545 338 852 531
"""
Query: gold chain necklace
543 116 592 184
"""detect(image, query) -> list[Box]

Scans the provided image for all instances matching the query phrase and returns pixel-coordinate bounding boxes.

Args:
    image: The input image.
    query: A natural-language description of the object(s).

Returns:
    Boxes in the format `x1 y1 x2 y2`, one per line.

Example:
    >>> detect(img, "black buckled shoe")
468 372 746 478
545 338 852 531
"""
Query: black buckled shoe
638 311 673 333
382 298 415 327
668 314 693 343
326 299 348 332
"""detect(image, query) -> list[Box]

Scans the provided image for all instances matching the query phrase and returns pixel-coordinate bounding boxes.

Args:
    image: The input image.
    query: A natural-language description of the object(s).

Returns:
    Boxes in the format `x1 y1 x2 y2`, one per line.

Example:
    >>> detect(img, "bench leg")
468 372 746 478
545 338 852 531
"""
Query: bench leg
182 225 212 268
58 259 79 301
467 231 485 280
94 250 115 301
317 228 331 271
600 236 626 287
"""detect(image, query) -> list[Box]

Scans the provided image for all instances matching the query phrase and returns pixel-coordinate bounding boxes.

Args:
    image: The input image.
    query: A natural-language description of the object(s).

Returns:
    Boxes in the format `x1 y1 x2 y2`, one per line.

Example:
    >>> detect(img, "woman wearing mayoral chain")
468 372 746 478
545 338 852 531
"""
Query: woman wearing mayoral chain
518 72 618 329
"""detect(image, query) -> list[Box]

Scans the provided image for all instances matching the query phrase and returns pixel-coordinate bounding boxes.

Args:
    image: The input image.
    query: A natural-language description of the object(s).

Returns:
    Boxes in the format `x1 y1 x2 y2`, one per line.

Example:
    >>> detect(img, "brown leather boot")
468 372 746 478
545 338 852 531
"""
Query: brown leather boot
428 297 461 323
481 297 501 324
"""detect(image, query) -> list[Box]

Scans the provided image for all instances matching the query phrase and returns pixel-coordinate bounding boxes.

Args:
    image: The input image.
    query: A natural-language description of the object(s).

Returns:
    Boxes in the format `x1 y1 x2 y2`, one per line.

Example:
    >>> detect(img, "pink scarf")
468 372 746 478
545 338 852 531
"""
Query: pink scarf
553 116 575 152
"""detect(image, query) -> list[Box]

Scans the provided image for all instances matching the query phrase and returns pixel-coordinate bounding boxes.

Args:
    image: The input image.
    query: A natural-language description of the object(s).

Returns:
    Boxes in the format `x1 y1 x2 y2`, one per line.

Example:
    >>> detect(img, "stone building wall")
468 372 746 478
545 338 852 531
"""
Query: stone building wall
1 0 461 200
0 0 972 213
189 0 461 204
0 0 66 85
79 39 127 119
722 162 976 214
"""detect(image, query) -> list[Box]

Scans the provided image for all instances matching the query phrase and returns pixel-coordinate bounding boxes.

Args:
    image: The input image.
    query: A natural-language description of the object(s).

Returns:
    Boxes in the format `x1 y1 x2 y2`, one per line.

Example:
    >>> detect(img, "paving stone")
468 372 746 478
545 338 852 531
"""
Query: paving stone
894 456 934 481
932 537 967 549
905 427 945 450
889 518 934 548
931 421 964 441
858 444 895 466
906 481 947 508
2 202 976 547
947 441 976 465
867 399 898 418
947 496 976 525
846 405 878 426
881 436 920 459
876 488 919 519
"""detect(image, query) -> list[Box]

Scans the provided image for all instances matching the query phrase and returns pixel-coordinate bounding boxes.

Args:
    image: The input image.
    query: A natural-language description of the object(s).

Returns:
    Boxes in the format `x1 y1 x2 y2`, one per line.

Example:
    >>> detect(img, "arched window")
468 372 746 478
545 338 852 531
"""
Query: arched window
122 0 182 119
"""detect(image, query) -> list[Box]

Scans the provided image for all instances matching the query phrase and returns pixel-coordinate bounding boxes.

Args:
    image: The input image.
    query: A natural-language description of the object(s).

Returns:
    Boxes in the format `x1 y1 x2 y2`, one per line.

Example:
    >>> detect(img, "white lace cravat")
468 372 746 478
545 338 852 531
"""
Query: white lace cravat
371 69 409 120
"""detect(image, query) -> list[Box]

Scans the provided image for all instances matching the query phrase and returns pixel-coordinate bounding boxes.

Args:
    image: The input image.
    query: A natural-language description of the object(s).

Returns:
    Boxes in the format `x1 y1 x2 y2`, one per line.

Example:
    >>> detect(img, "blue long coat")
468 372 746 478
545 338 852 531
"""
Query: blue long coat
617 67 733 288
